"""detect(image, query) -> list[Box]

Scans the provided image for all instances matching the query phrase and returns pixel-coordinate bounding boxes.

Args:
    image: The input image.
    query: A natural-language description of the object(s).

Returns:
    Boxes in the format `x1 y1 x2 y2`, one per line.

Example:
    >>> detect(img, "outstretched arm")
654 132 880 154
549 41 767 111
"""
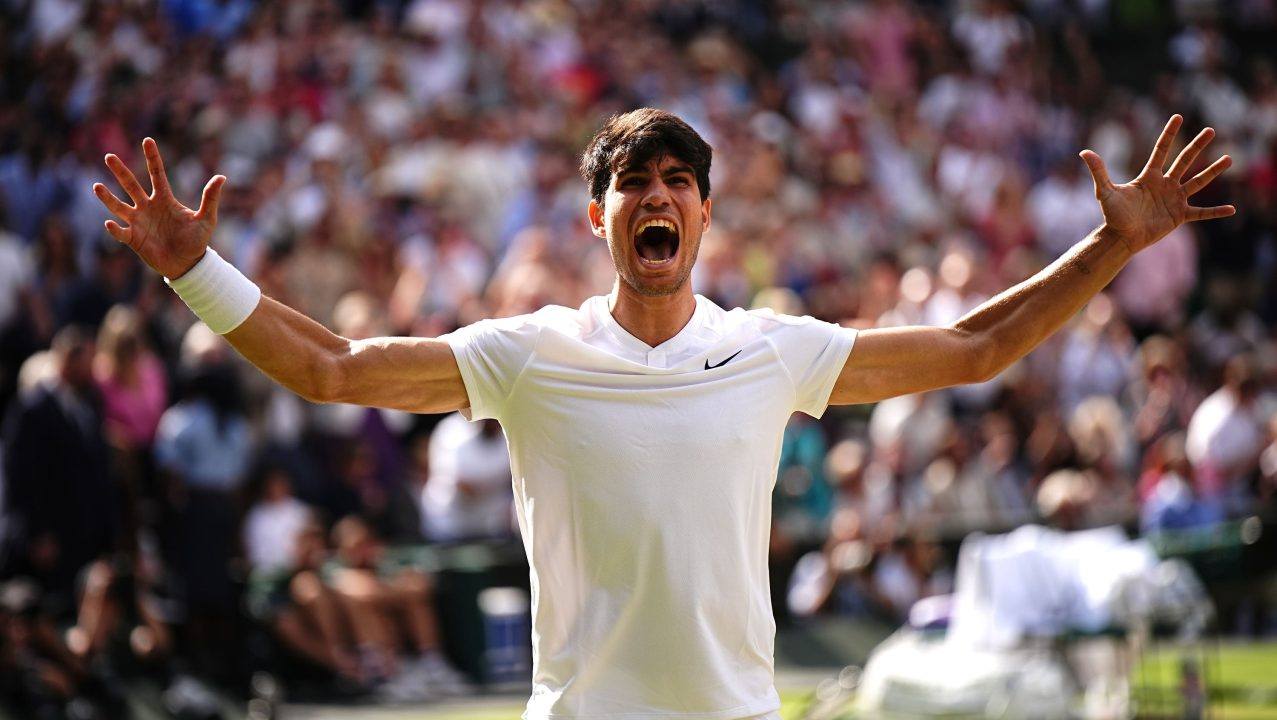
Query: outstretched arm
94 138 468 414
831 115 1234 406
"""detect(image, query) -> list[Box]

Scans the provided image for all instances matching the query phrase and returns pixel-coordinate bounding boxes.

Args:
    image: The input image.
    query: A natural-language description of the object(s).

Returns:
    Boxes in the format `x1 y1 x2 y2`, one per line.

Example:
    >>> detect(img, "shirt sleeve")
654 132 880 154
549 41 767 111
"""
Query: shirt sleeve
758 310 858 418
440 314 542 421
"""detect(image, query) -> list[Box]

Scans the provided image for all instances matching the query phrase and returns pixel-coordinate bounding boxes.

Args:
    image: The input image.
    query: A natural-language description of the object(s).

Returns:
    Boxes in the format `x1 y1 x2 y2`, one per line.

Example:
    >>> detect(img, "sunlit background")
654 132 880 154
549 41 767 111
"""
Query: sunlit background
0 0 1275 718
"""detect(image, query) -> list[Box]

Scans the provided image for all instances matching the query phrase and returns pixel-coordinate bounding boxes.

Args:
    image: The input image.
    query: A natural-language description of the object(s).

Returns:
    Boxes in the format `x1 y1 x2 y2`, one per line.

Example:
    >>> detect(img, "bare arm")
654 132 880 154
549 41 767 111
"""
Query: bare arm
831 115 1234 406
94 138 468 414
223 296 466 412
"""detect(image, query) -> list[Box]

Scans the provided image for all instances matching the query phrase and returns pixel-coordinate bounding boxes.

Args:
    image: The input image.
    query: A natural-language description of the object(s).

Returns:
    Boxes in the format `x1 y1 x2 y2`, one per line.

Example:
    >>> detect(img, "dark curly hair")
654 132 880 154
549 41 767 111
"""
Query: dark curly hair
580 108 712 205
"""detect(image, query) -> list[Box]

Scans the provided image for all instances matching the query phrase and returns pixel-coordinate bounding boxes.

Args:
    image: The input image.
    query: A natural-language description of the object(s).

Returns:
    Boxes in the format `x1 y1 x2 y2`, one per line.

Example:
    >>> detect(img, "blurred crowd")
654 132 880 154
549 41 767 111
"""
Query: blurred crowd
2 0 1277 715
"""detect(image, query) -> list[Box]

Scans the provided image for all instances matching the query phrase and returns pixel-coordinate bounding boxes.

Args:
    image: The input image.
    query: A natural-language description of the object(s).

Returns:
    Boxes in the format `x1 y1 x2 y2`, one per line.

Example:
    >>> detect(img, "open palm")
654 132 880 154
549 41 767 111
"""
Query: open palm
93 138 226 279
1080 115 1234 254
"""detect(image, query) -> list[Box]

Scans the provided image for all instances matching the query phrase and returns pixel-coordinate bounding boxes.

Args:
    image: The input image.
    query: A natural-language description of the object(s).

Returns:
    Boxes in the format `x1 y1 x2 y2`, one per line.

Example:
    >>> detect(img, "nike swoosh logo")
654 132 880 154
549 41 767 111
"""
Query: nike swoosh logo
704 349 743 370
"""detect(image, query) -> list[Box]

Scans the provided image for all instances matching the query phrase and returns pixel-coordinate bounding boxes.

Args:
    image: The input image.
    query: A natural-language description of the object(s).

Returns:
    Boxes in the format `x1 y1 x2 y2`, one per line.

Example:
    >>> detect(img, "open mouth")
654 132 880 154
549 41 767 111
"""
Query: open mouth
635 218 679 265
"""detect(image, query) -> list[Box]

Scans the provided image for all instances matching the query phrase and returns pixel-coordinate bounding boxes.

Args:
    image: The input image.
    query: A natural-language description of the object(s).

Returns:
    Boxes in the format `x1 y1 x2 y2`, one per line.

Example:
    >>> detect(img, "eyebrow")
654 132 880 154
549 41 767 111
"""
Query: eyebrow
616 164 695 179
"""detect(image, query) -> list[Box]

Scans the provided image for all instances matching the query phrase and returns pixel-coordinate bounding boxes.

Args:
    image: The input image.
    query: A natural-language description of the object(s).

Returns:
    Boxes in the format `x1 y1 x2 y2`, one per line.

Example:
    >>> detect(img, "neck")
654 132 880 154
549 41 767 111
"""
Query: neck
608 279 697 348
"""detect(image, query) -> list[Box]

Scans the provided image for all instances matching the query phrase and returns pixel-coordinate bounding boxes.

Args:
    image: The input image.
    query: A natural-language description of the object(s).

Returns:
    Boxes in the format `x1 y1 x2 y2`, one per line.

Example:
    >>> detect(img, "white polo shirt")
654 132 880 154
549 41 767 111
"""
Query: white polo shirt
444 294 856 720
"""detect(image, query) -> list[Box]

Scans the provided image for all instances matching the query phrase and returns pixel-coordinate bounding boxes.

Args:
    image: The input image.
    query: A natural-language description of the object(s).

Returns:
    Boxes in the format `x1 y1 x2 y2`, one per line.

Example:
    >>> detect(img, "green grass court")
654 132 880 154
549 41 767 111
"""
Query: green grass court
279 641 1277 719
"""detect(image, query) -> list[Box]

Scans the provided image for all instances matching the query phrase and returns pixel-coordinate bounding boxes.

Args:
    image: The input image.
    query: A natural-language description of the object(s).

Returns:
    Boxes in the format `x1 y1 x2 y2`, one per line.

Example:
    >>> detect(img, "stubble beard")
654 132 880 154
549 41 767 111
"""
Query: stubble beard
611 239 699 298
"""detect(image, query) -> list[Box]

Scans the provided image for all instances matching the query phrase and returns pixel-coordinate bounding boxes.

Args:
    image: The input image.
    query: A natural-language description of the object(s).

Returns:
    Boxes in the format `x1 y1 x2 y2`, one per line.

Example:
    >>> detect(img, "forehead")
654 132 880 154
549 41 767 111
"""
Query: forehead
612 153 693 179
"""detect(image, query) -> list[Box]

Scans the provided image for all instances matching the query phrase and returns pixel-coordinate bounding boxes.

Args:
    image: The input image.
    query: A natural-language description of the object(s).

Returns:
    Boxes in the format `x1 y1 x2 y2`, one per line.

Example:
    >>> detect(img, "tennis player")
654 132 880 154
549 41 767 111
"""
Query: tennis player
94 109 1232 719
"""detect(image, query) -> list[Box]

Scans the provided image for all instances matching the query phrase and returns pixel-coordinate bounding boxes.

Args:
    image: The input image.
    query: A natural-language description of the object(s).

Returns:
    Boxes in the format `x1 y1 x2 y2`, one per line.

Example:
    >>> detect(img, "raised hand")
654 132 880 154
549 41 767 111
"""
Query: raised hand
93 138 227 279
1079 114 1234 254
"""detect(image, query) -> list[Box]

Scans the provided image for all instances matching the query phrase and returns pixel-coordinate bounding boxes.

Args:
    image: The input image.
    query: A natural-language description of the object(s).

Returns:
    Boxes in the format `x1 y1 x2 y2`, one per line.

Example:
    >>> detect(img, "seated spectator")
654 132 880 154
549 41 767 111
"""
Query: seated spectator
0 578 124 719
1140 432 1223 535
1036 468 1097 532
243 470 360 685
871 535 952 622
327 516 469 699
1262 415 1277 508
420 415 514 543
787 506 883 620
64 556 172 676
1186 354 1266 513
1067 396 1138 526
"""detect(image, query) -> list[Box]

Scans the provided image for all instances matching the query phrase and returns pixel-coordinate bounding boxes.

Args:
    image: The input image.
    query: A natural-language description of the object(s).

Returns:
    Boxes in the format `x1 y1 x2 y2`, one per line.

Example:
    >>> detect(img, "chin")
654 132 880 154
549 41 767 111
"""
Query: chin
621 265 692 297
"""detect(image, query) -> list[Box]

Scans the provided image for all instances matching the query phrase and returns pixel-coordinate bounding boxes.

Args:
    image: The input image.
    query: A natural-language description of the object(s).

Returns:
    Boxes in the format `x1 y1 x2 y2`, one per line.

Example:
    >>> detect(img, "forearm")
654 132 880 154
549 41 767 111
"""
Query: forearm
224 295 350 403
955 224 1133 380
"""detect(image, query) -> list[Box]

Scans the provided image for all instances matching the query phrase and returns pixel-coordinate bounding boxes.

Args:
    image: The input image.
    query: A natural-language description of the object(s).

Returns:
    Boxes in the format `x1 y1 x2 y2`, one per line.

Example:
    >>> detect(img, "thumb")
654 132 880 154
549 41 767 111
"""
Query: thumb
196 175 227 224
1079 150 1113 200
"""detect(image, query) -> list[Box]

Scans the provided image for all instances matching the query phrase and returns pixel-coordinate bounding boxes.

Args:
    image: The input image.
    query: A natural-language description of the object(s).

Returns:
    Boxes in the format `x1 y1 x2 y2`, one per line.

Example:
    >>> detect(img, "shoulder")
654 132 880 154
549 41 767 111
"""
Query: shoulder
743 307 854 345
20 386 59 414
687 296 797 338
157 401 203 434
451 303 583 343
743 306 827 330
3 387 55 432
1190 389 1230 419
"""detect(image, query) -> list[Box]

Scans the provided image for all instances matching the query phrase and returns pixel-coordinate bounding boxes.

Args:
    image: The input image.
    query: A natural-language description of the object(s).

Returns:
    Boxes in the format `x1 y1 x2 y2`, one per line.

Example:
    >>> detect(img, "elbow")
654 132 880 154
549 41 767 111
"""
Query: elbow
302 348 349 405
964 332 1007 385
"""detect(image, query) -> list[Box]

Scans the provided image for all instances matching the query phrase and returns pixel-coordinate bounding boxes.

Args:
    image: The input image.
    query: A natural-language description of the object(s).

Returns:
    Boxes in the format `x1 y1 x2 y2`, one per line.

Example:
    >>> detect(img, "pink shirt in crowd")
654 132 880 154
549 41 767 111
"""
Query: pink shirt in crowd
96 353 168 448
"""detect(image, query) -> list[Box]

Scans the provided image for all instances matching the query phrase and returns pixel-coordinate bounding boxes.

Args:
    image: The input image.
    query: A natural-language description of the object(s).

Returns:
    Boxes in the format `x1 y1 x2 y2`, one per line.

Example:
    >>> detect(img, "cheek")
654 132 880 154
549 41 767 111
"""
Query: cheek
605 203 631 234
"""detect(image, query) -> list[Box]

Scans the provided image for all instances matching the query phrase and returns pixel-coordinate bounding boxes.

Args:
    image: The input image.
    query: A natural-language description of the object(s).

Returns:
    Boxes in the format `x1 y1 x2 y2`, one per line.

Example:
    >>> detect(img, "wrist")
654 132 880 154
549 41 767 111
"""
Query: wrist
165 248 261 334
1095 224 1139 260
166 250 208 281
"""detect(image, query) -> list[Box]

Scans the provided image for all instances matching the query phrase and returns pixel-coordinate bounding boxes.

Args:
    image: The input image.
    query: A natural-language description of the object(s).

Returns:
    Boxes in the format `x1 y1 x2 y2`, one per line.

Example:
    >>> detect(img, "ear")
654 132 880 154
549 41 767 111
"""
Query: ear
588 198 607 239
700 197 712 235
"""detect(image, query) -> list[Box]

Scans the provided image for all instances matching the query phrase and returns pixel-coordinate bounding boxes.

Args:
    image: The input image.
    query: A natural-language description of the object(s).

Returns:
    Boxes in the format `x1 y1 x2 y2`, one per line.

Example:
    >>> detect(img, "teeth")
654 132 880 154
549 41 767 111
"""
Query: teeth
637 218 677 234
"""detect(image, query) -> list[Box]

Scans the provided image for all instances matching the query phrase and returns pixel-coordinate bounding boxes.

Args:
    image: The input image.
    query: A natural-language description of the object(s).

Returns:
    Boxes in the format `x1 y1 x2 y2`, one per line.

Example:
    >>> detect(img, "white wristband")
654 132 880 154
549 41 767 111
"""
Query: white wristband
165 248 261 334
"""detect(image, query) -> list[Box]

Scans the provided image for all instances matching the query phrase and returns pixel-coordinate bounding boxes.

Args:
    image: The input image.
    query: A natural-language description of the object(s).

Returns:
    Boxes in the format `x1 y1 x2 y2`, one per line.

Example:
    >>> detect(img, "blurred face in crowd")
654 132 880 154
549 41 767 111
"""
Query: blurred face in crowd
58 339 95 393
263 471 292 503
335 518 381 568
588 153 712 298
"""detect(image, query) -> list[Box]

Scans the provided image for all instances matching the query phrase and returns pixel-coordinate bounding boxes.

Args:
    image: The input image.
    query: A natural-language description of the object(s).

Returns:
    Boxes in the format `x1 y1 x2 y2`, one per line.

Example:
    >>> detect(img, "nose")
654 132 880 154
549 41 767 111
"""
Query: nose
641 178 671 209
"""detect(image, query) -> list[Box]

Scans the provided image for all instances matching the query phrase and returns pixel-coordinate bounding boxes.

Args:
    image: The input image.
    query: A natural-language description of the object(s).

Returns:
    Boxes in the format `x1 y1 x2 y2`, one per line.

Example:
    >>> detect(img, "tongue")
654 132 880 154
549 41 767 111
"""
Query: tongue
638 232 675 261
638 236 679 261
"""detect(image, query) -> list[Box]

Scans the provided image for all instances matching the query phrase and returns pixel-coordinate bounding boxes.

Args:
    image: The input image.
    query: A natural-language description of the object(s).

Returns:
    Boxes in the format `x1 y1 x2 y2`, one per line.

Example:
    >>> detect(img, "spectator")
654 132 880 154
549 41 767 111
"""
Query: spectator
1128 335 1200 452
153 324 253 680
94 305 167 455
63 556 173 679
311 291 416 539
1112 223 1198 336
94 304 168 538
1186 354 1266 512
1141 432 1224 534
243 467 360 684
1 326 118 617
327 516 469 699
1027 157 1106 258
0 576 127 719
0 196 35 410
871 535 952 621
420 414 514 543
1057 296 1134 417
787 506 882 619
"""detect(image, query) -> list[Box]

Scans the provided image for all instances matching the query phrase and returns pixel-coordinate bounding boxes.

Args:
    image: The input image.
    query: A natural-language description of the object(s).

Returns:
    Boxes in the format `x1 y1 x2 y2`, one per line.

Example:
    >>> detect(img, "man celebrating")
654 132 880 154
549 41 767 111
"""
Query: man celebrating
93 109 1232 719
